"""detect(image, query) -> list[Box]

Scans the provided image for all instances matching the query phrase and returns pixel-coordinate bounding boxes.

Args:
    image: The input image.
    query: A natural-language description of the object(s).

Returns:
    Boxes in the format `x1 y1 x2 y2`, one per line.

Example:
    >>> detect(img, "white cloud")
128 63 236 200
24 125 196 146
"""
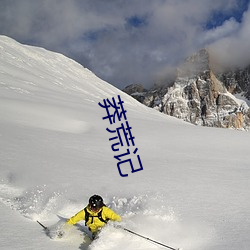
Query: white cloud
209 5 250 68
0 0 249 88
200 18 240 45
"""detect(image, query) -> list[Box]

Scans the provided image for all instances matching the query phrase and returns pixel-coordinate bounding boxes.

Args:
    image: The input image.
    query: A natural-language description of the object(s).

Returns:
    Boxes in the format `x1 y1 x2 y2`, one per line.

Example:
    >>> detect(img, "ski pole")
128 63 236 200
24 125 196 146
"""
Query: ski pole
122 227 180 250
37 220 48 231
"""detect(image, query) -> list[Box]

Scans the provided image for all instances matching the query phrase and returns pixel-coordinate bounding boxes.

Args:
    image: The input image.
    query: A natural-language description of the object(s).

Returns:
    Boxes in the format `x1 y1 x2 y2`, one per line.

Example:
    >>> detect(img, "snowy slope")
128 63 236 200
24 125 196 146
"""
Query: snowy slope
0 36 250 250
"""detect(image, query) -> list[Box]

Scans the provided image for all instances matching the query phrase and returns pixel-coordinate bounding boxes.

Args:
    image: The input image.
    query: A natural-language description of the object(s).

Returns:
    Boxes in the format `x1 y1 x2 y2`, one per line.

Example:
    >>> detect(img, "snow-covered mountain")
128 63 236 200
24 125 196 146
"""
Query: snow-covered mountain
124 49 250 130
0 36 250 250
217 65 250 100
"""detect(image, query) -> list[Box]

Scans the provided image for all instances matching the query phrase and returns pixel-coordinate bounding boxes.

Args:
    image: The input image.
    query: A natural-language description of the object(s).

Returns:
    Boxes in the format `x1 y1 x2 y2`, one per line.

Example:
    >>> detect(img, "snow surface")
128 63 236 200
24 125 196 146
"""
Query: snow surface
0 35 250 250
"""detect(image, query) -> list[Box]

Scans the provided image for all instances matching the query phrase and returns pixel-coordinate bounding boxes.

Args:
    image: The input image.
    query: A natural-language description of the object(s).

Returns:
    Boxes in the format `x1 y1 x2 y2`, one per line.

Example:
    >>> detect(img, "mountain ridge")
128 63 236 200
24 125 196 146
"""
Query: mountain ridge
123 49 250 130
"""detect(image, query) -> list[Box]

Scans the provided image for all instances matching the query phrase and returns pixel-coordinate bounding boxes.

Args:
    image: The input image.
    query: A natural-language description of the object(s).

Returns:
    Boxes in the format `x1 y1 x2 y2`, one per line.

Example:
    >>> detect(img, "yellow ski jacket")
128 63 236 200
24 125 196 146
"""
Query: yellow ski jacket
67 206 121 233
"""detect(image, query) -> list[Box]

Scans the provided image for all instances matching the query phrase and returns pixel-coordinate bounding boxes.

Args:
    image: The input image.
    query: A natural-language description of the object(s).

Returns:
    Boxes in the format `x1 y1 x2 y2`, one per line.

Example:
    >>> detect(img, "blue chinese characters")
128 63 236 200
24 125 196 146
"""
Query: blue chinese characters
99 95 143 177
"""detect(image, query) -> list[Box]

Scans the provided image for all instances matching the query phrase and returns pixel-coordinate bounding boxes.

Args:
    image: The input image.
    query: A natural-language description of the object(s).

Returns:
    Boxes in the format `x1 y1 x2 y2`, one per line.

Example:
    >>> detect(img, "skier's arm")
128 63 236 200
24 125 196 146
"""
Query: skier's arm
67 209 85 225
104 207 122 222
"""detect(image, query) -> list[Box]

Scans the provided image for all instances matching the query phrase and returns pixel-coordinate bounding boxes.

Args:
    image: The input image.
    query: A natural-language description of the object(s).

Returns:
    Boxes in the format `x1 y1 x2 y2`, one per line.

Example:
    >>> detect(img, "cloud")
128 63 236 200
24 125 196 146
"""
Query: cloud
200 18 240 45
209 4 250 69
0 0 249 89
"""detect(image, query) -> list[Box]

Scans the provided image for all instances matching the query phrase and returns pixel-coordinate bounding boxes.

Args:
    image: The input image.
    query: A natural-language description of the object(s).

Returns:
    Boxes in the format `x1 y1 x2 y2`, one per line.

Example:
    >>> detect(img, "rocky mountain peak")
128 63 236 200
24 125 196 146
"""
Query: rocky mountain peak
123 49 250 130
177 49 210 78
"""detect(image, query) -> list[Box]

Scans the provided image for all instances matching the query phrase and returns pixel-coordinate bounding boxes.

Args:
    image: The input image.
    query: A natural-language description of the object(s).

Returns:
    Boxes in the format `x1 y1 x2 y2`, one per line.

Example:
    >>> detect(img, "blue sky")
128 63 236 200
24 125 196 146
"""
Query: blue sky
205 0 249 28
0 0 249 89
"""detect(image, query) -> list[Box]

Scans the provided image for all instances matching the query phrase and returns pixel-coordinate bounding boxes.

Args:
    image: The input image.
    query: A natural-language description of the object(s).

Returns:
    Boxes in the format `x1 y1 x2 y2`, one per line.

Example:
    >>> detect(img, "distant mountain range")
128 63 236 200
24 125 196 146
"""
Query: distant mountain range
123 49 250 130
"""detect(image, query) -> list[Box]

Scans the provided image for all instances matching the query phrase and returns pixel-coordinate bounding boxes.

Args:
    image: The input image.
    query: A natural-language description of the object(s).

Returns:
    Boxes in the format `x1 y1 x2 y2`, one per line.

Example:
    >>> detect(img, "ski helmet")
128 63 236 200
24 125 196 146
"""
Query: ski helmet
89 195 104 210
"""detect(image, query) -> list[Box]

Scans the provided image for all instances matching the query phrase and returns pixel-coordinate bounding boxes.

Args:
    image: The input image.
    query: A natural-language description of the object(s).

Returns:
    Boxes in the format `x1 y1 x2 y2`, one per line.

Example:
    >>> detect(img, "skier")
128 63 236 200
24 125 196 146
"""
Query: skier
66 194 121 239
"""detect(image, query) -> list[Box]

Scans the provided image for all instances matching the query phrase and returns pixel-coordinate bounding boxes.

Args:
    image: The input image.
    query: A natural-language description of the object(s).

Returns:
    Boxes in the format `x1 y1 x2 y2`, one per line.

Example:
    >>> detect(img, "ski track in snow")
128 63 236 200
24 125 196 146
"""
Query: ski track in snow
0 99 91 134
